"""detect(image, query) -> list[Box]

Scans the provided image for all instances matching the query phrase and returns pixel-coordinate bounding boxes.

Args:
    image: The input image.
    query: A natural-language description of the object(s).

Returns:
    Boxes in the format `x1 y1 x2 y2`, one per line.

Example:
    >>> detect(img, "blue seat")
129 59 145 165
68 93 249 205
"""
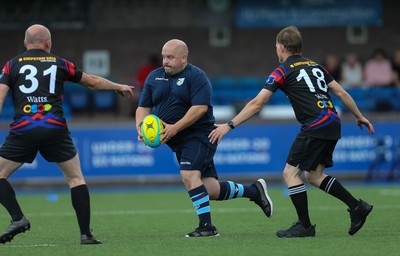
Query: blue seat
210 76 237 89
236 77 264 101
367 87 398 111
346 88 375 112
211 76 238 105
93 91 117 110
63 81 91 111
237 76 264 89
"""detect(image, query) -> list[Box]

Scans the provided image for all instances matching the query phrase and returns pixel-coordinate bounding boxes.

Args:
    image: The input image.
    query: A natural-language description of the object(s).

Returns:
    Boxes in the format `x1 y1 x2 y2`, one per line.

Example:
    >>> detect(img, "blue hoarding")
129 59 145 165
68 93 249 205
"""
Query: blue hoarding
5 121 399 182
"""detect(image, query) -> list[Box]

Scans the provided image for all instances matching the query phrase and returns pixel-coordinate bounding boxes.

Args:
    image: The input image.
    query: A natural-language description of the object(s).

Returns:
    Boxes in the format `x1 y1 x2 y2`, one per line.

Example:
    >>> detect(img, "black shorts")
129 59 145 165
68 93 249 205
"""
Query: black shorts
0 131 77 163
286 132 338 172
174 138 218 179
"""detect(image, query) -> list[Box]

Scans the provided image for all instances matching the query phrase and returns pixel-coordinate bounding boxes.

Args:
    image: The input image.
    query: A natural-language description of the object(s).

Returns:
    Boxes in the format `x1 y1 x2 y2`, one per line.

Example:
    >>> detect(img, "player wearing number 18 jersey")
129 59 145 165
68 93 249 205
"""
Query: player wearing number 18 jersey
209 26 375 238
266 55 341 140
0 24 134 245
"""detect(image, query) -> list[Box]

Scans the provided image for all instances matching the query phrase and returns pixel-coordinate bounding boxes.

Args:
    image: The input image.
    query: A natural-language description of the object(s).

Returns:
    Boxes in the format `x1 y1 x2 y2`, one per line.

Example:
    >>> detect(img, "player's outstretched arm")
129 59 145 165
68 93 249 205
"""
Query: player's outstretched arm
80 73 134 98
209 89 273 144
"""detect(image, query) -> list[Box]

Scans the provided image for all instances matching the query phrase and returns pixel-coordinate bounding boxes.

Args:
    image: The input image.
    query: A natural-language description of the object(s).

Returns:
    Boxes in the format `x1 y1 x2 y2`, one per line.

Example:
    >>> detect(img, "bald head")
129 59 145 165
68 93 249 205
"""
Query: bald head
24 24 52 52
162 39 189 75
163 39 188 56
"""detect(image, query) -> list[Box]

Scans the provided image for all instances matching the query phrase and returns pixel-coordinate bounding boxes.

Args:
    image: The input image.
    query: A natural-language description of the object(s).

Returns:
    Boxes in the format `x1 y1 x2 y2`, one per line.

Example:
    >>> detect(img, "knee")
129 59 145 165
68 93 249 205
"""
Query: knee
304 172 322 186
282 168 299 185
180 170 202 190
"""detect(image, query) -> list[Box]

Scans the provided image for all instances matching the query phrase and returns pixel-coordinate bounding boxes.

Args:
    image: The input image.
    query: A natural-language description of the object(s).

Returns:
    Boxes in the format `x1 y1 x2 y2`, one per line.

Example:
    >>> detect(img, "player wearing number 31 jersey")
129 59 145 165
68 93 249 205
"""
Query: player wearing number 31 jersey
1 48 80 133
0 24 134 245
209 26 375 238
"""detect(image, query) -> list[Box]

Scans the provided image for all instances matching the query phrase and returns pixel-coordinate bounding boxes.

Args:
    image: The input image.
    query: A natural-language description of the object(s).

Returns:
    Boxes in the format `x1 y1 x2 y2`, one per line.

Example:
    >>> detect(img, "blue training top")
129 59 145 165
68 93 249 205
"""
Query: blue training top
139 63 216 151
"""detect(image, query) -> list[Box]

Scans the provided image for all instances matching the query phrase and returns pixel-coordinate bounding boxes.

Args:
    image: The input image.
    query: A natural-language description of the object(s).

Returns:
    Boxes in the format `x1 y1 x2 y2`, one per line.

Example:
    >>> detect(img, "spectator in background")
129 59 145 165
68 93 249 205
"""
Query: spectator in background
340 53 364 88
134 54 161 91
391 49 400 86
322 53 341 81
130 54 161 115
364 48 394 87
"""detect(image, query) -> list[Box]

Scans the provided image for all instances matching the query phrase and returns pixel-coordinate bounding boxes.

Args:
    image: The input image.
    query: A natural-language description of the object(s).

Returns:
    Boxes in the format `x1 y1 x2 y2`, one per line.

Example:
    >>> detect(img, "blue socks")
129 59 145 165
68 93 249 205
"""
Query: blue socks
217 181 257 201
188 185 212 226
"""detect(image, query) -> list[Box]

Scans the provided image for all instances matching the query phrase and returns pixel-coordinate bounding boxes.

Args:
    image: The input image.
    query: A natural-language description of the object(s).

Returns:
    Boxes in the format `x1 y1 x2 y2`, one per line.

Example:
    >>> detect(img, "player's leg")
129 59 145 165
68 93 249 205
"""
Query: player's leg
0 157 30 244
57 154 101 244
0 134 35 244
178 141 219 237
202 162 273 218
305 138 373 236
41 134 100 245
276 163 316 238
276 133 315 238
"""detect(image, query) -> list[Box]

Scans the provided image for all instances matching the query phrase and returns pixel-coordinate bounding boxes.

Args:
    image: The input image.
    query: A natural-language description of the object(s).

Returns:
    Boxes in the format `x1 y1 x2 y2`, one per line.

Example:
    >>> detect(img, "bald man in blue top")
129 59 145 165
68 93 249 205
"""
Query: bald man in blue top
136 39 273 237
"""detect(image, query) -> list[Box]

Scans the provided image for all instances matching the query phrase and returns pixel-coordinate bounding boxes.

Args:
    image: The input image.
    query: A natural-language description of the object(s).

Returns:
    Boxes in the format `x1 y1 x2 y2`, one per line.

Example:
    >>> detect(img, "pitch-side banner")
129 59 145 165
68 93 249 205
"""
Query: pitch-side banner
6 121 399 181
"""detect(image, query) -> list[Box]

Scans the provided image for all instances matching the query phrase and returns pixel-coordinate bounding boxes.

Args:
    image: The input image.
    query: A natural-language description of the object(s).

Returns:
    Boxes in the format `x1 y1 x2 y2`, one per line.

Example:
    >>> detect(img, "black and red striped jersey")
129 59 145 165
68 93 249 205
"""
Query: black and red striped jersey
0 49 82 133
264 55 341 140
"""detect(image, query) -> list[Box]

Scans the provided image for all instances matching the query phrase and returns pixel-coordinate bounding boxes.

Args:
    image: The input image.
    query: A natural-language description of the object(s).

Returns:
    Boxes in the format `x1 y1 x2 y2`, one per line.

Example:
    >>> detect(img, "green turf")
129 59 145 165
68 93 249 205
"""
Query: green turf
0 184 398 256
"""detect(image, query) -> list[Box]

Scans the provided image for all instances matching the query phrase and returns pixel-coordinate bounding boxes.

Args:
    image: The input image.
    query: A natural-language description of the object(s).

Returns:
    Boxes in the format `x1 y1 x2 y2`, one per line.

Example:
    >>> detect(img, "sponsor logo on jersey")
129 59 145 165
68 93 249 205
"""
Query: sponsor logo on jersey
26 96 48 103
177 78 185 86
18 56 56 62
316 99 334 109
155 77 168 81
23 103 52 114
290 60 317 68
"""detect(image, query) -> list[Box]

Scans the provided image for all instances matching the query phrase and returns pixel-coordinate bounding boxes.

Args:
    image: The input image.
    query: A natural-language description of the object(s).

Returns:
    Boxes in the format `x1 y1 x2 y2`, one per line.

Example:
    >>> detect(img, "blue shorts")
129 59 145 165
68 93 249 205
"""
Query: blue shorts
175 138 218 179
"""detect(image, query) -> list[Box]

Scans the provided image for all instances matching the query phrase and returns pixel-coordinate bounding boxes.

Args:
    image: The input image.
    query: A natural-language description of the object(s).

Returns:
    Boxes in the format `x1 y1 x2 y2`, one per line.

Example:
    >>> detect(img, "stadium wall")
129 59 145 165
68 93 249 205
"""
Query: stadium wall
0 0 399 84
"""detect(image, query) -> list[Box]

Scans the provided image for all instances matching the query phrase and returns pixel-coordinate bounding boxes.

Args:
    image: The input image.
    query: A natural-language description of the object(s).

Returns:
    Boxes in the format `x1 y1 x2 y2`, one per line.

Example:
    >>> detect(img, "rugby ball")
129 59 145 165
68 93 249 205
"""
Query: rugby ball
141 114 164 148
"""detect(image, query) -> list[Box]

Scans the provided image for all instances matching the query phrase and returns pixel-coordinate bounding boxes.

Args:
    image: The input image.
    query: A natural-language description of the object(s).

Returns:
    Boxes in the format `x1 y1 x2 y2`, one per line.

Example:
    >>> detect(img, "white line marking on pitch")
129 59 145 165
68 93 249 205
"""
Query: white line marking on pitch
3 243 58 248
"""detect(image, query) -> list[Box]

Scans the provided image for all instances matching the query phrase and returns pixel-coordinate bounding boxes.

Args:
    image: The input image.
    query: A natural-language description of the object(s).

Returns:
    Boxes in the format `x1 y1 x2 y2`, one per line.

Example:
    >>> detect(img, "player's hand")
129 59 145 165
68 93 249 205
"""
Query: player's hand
209 123 231 144
356 116 375 135
137 134 147 146
136 121 147 145
160 121 176 144
116 85 135 98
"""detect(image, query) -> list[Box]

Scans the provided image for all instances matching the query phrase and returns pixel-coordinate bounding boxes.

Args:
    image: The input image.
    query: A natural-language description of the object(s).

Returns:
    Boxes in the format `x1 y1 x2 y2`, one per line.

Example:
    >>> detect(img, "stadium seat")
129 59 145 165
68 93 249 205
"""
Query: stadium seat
63 81 92 112
210 76 237 89
345 88 375 112
237 76 264 100
367 87 398 111
93 91 117 111
211 76 238 105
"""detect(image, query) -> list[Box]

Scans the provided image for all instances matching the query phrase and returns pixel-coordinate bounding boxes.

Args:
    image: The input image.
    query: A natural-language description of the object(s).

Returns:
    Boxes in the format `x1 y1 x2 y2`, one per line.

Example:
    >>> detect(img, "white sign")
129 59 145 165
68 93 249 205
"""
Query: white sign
83 50 110 77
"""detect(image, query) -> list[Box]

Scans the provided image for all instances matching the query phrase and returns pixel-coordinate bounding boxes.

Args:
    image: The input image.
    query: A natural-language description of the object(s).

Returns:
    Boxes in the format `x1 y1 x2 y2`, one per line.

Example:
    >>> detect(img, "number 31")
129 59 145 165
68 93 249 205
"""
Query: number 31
19 64 57 94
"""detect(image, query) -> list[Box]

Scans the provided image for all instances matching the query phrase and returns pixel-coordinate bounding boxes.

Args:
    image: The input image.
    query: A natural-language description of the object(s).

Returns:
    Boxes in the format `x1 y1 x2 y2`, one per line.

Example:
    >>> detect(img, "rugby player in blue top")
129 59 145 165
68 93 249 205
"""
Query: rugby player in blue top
136 39 273 237
210 26 374 238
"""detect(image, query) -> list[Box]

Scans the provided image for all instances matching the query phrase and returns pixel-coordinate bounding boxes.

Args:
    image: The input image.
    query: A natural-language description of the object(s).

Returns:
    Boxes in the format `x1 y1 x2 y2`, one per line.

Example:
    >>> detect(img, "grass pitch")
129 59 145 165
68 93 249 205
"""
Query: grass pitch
0 183 398 256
